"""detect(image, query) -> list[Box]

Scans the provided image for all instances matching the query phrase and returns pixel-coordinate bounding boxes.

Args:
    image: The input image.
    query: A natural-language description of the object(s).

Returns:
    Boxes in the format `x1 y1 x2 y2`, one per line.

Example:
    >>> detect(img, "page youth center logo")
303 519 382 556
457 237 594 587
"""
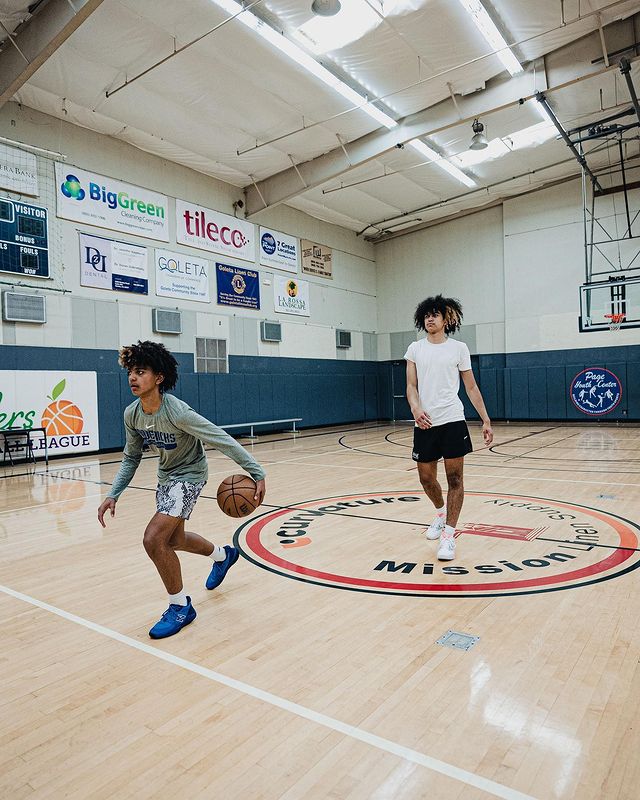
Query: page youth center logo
570 368 622 415
236 491 640 597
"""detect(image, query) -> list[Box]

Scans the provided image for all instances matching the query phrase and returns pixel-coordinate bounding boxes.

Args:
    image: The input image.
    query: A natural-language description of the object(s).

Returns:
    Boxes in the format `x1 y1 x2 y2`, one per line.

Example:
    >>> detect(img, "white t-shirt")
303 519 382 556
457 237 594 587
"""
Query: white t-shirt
404 337 472 427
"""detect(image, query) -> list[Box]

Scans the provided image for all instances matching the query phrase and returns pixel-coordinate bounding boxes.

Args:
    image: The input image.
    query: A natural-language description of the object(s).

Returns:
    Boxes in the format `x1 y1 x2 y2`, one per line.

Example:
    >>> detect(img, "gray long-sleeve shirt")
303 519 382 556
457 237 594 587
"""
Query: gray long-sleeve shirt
107 393 265 500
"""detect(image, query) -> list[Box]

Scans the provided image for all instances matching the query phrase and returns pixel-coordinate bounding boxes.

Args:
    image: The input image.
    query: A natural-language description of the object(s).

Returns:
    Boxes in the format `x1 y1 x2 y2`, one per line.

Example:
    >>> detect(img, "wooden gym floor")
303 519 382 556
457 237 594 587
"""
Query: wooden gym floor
1 421 639 799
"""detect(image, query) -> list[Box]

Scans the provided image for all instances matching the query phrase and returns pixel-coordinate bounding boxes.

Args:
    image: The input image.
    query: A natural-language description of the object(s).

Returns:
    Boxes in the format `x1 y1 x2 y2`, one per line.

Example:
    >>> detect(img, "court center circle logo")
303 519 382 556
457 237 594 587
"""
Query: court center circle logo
235 491 640 597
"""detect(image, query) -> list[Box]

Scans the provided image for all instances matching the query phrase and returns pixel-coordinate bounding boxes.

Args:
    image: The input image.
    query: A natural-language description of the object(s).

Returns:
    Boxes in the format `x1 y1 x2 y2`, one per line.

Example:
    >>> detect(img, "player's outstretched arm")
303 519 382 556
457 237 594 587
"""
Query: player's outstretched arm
97 497 116 528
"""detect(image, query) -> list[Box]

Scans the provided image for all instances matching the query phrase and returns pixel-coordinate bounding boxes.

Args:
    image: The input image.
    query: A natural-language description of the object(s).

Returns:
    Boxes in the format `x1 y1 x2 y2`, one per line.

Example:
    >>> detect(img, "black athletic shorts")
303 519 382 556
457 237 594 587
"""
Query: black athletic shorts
412 420 473 462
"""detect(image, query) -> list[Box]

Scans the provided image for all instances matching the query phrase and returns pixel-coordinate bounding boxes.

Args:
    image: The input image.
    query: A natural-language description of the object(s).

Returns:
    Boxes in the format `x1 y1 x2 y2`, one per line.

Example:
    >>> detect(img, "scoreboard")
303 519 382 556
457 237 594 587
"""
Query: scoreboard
0 196 49 278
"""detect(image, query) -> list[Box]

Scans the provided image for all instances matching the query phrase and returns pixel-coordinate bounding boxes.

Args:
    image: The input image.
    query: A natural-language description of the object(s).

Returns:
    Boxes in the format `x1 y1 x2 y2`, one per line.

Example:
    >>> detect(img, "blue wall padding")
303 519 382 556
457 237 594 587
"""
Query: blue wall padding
1 342 638 451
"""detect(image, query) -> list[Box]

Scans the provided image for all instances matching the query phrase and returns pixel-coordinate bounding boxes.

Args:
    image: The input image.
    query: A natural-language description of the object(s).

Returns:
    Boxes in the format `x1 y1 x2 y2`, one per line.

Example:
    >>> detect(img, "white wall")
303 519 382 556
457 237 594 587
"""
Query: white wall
3 102 637 362
375 206 505 357
0 103 376 361
375 182 639 354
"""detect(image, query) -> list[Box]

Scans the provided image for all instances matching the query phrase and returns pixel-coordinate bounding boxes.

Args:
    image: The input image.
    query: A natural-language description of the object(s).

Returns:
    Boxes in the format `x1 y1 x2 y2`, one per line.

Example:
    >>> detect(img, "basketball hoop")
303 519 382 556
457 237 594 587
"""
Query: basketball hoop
604 312 625 331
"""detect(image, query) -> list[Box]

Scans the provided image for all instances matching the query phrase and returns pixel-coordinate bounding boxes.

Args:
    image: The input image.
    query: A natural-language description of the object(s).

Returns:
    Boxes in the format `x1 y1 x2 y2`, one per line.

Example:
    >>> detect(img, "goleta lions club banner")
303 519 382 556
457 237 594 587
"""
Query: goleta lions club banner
176 199 254 262
55 163 169 242
0 371 99 455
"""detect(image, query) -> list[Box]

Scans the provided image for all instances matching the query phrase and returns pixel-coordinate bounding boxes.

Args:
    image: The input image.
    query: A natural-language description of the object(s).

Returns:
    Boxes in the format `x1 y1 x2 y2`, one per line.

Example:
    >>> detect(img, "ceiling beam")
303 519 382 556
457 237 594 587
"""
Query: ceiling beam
244 64 545 217
0 0 106 109
243 18 639 218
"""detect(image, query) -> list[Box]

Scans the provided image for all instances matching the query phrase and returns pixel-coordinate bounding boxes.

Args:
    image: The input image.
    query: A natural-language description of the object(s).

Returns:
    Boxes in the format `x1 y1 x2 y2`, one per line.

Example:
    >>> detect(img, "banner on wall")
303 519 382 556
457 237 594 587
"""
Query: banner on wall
216 262 260 309
570 368 622 415
0 143 38 196
274 275 310 316
0 371 99 455
155 248 210 303
176 199 254 262
55 163 169 241
79 231 148 294
259 226 298 273
0 196 49 278
301 239 332 278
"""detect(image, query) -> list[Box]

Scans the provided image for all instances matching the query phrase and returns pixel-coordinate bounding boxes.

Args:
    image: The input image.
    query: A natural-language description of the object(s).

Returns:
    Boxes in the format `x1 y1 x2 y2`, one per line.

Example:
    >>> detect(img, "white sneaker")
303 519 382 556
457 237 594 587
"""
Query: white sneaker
425 516 445 540
437 535 456 561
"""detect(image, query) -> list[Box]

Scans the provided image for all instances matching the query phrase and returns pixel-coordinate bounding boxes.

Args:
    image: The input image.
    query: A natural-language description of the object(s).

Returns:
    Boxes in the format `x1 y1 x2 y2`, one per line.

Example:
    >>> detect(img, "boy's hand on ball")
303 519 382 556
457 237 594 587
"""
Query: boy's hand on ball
254 479 266 504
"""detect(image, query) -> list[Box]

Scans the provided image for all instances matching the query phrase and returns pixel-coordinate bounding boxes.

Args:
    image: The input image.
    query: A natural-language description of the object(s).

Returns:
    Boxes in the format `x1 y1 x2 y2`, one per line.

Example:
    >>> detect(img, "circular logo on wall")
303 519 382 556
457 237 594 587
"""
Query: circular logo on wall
231 273 246 295
236 491 640 597
570 368 622 415
261 232 276 255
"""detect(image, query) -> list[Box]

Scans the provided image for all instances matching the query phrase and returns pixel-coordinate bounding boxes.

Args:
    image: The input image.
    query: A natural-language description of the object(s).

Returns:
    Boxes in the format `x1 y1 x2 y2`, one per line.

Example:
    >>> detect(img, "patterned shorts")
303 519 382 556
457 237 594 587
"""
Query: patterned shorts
156 480 206 520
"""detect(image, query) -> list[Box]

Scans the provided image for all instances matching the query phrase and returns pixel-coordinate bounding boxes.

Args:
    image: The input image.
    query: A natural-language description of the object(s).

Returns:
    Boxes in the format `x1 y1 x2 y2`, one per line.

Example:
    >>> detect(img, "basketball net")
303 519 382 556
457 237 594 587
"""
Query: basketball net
604 313 625 332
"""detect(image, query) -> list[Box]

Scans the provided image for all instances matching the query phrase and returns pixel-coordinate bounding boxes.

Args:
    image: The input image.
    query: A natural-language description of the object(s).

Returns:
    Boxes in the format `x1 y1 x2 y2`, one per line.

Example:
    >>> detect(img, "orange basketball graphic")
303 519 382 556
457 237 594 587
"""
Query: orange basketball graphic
41 379 84 435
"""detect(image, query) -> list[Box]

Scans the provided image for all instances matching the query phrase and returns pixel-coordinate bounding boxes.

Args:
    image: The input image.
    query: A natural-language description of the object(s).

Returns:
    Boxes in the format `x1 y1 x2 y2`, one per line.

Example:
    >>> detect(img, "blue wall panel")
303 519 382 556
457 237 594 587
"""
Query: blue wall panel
1 342 639 457
508 368 530 419
528 367 548 419
546 366 567 418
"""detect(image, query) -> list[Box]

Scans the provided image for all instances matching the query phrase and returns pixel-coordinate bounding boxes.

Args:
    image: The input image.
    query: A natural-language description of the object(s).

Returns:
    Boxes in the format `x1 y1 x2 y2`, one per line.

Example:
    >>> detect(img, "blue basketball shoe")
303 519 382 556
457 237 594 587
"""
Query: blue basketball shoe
206 545 239 590
148 597 196 639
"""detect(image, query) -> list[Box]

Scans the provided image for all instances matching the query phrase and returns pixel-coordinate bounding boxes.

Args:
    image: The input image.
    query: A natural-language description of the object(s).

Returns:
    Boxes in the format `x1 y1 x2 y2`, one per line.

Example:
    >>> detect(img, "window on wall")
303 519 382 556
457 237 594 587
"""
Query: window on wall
195 337 228 373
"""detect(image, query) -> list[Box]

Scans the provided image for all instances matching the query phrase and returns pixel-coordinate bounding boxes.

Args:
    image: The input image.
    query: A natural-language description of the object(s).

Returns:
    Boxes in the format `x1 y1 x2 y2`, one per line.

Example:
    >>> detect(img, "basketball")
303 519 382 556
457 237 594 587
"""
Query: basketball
41 400 84 436
216 474 259 518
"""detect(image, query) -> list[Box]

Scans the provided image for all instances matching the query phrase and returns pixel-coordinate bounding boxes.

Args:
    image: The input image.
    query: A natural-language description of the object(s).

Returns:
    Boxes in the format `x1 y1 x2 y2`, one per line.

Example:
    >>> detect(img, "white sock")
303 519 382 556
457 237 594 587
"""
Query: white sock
210 545 225 562
169 590 188 607
435 505 446 518
444 524 455 538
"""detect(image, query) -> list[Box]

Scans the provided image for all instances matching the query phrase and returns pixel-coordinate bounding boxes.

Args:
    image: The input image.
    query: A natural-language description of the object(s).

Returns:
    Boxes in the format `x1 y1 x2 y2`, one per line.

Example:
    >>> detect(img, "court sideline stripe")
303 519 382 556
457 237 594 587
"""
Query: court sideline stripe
0 583 538 800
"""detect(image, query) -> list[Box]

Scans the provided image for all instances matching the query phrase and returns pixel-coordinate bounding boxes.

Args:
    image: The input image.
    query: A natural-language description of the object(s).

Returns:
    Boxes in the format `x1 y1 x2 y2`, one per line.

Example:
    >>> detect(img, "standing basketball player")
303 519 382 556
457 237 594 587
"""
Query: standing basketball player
97 341 266 639
405 296 493 561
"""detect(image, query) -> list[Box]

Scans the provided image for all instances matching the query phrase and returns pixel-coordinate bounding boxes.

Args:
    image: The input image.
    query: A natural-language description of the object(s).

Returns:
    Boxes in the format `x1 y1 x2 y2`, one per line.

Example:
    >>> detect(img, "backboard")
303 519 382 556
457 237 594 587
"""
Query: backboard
579 275 640 332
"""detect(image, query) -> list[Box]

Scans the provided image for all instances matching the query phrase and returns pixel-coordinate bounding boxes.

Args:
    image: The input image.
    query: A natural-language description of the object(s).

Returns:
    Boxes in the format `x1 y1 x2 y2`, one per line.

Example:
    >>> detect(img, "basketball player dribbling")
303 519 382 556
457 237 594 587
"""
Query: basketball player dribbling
405 295 493 561
97 341 266 639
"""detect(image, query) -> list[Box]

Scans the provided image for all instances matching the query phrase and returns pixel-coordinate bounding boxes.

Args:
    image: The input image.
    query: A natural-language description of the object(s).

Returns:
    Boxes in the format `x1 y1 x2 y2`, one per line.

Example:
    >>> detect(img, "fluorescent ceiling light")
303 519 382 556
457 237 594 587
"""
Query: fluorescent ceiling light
458 0 523 76
409 139 477 187
295 0 403 54
452 120 557 167
210 0 397 129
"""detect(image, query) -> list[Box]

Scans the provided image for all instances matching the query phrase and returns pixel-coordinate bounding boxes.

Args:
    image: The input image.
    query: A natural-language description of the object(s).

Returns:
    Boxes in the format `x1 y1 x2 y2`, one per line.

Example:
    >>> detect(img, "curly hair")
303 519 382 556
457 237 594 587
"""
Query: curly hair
413 295 463 334
118 341 178 392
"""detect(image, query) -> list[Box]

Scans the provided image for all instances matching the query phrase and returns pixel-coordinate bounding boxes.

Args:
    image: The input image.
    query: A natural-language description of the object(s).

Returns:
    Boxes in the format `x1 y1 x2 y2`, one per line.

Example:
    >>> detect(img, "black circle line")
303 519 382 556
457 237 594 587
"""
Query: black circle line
234 490 640 555
0 423 389 483
5 473 640 556
230 546 640 599
384 425 560 451
338 432 640 475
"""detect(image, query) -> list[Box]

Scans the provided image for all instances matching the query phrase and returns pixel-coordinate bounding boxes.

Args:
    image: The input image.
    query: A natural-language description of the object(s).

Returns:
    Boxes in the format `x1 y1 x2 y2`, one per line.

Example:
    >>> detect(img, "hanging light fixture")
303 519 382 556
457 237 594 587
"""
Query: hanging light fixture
311 0 341 16
469 118 488 150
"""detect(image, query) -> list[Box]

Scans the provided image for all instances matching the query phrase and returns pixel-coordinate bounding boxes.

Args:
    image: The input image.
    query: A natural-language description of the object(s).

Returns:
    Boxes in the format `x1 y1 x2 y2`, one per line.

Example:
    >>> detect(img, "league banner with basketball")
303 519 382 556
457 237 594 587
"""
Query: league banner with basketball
216 262 260 309
79 232 149 294
0 371 99 455
273 275 310 316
